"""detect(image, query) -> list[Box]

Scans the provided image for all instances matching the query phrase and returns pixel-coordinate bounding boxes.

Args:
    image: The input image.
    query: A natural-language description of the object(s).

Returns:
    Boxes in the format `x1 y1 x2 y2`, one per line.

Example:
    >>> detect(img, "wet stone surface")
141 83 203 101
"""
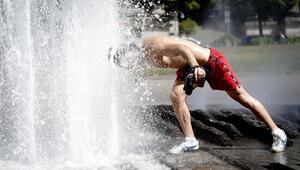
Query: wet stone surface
145 105 300 170
156 150 240 170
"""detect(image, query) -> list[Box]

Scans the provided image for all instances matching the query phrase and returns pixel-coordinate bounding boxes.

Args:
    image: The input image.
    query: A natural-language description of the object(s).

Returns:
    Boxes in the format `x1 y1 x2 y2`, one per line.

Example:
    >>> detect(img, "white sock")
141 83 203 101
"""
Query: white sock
272 128 283 134
185 137 197 144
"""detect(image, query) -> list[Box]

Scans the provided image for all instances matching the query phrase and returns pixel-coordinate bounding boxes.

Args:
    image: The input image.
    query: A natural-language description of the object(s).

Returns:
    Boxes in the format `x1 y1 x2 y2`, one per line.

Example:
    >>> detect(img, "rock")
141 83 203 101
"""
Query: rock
207 108 273 142
191 117 233 146
145 105 299 147
208 107 298 141
191 110 243 139
272 116 299 138
153 116 183 138
157 150 240 170
149 105 233 146
276 105 300 127
144 105 300 170
143 105 183 138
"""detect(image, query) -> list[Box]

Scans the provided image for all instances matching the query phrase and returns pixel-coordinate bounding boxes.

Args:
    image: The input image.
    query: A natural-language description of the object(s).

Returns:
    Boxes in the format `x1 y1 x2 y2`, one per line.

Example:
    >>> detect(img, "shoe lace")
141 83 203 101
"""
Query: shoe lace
272 133 286 146
181 142 197 152
272 134 281 146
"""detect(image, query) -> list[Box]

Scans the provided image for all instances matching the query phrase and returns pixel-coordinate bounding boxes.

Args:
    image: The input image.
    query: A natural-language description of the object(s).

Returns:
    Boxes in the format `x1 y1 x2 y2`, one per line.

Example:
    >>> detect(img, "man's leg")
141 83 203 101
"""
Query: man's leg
169 80 195 138
226 86 287 152
169 80 199 154
226 86 278 130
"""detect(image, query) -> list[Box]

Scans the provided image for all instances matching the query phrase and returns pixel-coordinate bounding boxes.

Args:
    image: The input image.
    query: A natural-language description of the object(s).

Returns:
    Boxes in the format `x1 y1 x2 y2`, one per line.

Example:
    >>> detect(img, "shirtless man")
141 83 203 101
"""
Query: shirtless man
142 35 287 154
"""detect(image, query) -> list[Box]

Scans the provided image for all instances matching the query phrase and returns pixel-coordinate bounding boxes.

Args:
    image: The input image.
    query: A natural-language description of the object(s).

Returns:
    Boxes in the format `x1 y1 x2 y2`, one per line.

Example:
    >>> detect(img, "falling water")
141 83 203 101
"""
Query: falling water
0 0 168 169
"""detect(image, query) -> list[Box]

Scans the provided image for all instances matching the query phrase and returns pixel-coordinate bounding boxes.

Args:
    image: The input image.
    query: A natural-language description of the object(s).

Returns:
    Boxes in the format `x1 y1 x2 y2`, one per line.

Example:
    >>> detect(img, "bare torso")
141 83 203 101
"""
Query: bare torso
143 36 210 68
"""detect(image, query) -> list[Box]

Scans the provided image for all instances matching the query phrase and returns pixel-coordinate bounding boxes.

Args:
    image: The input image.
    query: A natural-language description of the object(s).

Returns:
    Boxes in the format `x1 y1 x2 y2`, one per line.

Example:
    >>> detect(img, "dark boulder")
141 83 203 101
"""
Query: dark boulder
145 105 299 146
191 110 243 139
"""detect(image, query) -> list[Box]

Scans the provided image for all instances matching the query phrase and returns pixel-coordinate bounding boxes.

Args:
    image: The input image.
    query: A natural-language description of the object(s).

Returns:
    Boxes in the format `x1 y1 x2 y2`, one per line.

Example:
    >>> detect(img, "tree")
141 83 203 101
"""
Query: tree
227 0 252 36
270 0 298 37
179 18 198 34
129 0 217 25
250 0 271 36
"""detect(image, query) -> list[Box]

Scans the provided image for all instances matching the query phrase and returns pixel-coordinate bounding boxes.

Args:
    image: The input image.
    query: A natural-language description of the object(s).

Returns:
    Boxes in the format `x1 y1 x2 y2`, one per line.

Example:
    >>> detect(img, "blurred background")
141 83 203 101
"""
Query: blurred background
127 0 300 44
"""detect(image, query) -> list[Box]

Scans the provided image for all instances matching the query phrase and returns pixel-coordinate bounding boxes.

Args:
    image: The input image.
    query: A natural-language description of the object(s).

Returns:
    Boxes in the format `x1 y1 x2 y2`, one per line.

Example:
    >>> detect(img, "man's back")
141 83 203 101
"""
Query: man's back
143 36 210 68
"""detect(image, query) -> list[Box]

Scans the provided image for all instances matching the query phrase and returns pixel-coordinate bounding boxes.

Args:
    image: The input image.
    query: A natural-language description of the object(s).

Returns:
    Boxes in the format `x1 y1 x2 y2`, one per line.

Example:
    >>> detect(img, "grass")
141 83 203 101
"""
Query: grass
220 44 300 73
143 44 300 76
143 67 176 77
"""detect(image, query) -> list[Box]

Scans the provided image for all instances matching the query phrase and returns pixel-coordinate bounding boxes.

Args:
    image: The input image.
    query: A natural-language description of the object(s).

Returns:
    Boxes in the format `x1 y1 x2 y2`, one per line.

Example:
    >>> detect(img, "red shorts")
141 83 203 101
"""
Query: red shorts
176 48 240 91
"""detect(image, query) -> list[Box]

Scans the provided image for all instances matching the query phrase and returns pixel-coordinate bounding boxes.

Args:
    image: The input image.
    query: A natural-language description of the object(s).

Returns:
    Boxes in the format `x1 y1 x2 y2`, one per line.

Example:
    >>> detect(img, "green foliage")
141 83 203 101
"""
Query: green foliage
251 0 270 20
130 0 298 37
228 0 252 23
187 0 200 10
156 0 217 24
227 0 252 36
249 36 274 45
270 0 298 11
179 18 198 35
212 35 240 47
269 0 298 20
269 0 298 34
227 0 299 36
287 37 300 44
245 36 300 46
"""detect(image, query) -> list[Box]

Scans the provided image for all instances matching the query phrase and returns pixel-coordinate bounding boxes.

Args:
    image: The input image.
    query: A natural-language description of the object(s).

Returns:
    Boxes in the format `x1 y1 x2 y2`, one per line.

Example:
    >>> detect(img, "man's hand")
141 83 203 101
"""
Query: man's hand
194 66 206 81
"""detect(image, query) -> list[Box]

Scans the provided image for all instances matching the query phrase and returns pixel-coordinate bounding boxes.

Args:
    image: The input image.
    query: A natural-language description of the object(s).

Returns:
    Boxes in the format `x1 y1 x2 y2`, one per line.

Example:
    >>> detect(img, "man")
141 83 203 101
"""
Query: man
142 35 287 154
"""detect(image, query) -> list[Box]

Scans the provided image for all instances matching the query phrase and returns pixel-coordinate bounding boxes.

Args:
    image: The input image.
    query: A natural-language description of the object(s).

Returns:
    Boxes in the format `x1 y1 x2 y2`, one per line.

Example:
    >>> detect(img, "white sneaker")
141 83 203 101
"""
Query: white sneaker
271 128 287 152
169 137 199 154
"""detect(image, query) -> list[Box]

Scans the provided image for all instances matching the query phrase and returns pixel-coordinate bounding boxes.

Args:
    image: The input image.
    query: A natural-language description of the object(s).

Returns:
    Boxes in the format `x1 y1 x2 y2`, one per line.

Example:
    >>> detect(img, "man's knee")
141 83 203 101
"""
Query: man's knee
237 93 260 109
227 87 265 112
170 91 185 104
227 88 254 108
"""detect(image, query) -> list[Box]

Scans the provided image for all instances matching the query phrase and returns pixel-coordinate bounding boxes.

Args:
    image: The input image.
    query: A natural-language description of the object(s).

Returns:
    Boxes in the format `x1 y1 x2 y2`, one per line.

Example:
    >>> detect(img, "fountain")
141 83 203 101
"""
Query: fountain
0 0 168 169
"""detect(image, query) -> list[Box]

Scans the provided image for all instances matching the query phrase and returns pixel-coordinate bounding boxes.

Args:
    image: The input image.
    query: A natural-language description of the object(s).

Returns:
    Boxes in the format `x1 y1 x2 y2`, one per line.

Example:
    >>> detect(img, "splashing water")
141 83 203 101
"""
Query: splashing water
0 0 168 169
